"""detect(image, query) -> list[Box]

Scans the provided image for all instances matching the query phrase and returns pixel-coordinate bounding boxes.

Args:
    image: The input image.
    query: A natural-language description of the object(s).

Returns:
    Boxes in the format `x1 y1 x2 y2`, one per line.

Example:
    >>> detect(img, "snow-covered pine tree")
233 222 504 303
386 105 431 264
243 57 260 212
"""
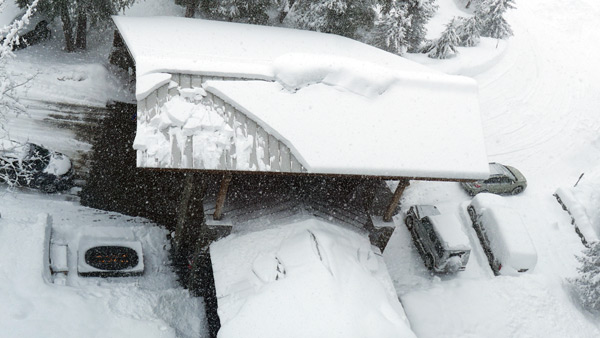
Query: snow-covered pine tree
371 1 410 55
206 0 275 24
427 17 460 59
288 0 376 39
404 0 438 52
476 0 515 39
569 242 600 313
456 15 482 47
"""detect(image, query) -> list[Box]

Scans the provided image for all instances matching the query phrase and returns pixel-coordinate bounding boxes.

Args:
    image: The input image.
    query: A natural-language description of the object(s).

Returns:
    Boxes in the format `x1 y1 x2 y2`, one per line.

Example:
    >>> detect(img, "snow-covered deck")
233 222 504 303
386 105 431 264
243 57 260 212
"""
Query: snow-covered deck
113 16 489 180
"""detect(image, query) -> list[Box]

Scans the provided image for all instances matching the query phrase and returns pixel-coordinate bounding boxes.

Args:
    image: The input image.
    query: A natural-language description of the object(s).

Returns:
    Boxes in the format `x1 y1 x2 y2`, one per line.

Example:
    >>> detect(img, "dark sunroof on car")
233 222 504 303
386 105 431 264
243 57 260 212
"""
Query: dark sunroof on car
489 163 516 180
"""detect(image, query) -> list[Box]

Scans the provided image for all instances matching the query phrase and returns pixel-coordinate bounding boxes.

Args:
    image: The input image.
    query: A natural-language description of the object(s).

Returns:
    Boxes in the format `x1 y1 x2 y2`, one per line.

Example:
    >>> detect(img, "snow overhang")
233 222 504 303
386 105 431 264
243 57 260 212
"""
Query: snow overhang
204 75 489 180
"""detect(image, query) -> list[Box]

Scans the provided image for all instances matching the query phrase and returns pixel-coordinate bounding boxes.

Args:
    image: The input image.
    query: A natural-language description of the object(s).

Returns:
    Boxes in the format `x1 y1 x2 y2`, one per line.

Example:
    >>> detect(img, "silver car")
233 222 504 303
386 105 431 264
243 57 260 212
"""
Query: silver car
461 162 527 196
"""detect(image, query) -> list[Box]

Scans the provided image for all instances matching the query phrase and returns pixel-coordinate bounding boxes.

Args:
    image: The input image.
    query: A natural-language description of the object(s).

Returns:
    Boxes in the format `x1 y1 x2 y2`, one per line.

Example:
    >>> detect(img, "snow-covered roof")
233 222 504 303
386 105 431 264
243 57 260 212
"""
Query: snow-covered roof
114 16 489 179
112 16 437 79
210 217 416 338
205 77 488 179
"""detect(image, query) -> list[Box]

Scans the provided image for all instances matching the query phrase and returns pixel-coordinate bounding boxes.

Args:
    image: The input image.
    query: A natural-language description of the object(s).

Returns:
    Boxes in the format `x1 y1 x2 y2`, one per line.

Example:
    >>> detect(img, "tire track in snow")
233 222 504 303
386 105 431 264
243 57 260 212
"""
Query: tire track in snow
475 0 600 183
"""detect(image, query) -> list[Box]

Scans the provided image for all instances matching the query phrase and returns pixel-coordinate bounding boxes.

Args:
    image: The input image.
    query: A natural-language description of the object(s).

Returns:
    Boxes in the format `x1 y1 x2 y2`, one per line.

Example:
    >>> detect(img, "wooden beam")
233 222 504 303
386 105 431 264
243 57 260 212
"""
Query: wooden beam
383 179 410 222
213 173 233 220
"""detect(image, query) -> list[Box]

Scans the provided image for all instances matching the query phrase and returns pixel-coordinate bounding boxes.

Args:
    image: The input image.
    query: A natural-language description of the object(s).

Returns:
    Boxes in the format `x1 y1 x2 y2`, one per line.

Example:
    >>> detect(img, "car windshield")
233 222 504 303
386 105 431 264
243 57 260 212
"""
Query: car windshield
489 163 516 180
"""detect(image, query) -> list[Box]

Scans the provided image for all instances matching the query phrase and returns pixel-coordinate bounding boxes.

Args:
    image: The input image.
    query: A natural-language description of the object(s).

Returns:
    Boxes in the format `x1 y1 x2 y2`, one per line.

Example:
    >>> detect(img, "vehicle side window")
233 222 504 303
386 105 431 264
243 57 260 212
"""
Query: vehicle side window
485 177 501 184
500 177 512 184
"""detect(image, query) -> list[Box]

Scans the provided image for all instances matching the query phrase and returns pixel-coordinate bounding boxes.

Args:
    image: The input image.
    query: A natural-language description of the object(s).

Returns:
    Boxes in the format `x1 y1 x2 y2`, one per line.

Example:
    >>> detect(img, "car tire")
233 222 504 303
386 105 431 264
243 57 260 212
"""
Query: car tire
405 216 415 230
511 186 523 195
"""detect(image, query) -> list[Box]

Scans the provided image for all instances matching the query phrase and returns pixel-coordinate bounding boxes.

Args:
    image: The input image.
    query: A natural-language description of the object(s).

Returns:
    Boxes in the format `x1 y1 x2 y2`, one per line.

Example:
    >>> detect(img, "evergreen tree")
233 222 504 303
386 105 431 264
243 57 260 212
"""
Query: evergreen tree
403 0 438 52
371 1 410 55
288 0 376 39
569 242 600 313
456 15 482 47
17 0 134 52
426 17 460 59
175 0 200 18
193 0 280 25
476 0 515 39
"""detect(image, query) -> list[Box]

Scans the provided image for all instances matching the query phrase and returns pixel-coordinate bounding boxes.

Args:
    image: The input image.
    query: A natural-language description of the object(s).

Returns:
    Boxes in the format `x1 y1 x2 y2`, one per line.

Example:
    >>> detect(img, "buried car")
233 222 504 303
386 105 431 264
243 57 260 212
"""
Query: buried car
405 205 471 273
0 139 73 192
461 162 527 196
467 193 537 275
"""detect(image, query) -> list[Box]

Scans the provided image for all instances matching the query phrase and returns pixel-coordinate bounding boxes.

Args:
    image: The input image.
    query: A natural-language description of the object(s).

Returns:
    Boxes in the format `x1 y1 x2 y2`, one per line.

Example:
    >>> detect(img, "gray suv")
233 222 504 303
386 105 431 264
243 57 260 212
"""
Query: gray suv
405 205 471 273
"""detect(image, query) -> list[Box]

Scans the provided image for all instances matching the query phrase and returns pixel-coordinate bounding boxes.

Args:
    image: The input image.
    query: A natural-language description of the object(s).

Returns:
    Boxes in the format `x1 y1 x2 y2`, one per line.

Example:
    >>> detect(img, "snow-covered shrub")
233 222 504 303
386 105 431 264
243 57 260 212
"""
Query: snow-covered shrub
371 1 410 55
425 17 460 59
569 242 600 314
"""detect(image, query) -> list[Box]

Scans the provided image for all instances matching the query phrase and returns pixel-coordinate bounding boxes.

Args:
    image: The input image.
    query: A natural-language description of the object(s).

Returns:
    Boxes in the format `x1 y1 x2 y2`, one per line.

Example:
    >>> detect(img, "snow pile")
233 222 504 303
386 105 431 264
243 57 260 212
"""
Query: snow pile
272 53 474 99
43 152 72 176
555 184 600 242
134 90 235 169
211 217 416 338
0 193 207 338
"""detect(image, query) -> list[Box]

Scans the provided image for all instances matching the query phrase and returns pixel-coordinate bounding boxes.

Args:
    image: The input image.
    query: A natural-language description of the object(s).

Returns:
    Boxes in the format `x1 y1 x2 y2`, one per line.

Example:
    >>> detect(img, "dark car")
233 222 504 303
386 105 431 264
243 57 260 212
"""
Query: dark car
405 205 471 273
0 140 73 193
461 162 527 196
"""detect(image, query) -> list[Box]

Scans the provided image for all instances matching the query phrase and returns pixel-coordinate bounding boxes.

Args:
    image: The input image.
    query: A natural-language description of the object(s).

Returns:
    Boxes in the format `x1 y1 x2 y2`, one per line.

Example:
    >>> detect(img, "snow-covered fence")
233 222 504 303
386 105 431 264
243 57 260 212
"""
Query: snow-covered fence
135 73 306 173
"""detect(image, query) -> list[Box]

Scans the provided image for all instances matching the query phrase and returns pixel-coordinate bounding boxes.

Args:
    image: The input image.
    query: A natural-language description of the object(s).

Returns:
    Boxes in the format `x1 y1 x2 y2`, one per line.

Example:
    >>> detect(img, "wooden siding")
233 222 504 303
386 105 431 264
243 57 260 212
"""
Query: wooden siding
136 73 307 174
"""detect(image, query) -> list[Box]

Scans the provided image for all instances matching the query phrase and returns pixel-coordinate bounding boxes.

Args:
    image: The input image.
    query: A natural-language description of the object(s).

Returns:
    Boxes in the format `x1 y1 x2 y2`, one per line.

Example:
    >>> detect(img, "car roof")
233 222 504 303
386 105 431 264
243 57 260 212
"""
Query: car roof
428 214 471 251
479 207 537 270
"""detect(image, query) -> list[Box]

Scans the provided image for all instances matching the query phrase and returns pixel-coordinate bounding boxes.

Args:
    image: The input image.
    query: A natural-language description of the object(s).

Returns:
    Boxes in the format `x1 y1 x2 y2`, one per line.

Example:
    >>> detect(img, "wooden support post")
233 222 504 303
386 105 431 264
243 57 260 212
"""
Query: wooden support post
172 172 207 287
383 179 410 222
213 173 233 220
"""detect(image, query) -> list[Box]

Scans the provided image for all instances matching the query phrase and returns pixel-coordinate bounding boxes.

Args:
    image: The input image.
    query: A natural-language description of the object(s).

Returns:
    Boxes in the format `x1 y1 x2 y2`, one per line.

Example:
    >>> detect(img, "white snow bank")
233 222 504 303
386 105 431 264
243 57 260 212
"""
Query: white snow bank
136 73 171 100
205 79 489 179
211 217 416 338
134 92 235 169
0 192 206 338
555 186 600 242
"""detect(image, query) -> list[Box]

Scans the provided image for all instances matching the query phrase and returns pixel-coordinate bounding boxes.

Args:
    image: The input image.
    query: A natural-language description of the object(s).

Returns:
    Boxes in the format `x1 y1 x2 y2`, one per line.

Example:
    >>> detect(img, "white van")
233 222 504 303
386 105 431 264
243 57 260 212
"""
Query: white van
467 193 537 275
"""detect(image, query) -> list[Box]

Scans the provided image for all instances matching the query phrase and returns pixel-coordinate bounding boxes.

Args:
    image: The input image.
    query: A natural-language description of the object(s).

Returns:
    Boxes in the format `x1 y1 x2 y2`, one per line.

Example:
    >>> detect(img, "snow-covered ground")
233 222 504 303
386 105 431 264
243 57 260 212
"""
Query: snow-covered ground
1 0 600 337
384 0 600 337
0 191 207 338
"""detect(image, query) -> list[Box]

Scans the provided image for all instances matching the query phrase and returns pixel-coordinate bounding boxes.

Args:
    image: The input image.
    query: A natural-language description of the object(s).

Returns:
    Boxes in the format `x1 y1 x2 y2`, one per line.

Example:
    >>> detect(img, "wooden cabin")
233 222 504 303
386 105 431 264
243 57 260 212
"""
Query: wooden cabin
111 15 489 253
